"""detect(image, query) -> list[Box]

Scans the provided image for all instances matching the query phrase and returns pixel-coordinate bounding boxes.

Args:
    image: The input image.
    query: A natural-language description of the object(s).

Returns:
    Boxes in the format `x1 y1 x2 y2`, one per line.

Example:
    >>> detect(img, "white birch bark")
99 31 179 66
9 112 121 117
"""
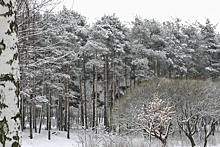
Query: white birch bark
0 0 21 146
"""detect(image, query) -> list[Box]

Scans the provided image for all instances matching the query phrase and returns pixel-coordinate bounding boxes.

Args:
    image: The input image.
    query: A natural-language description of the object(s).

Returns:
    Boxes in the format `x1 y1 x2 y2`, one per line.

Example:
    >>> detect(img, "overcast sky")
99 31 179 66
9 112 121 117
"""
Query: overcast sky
58 0 220 32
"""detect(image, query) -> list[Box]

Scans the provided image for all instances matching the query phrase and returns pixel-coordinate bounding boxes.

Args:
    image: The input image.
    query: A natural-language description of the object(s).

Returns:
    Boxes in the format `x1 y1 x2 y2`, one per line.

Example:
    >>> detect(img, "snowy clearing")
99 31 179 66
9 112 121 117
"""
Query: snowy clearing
22 129 220 147
22 130 80 147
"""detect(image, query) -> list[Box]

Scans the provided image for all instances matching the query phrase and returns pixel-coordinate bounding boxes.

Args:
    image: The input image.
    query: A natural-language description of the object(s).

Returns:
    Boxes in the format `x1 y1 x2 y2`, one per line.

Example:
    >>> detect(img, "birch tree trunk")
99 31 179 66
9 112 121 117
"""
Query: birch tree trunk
0 0 21 146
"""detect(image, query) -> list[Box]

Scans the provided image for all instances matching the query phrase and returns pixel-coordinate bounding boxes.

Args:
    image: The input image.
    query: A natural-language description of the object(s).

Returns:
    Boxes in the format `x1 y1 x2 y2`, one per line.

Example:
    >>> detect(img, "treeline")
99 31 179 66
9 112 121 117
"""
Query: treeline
18 3 220 139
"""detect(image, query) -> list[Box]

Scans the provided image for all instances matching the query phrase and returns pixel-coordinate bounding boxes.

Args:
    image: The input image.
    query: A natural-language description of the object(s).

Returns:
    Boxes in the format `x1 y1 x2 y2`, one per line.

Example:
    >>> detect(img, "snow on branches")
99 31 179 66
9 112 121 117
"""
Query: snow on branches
138 92 174 132
138 92 175 146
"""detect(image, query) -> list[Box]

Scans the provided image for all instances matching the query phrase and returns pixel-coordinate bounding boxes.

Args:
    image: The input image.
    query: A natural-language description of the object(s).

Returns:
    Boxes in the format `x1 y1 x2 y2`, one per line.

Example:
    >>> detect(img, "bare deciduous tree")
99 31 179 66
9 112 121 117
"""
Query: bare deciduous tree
138 92 175 147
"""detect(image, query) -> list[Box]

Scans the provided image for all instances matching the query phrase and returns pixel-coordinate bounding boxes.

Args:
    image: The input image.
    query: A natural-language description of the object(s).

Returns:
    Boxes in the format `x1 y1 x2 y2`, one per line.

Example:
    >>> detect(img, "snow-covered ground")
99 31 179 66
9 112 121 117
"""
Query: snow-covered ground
22 129 220 147
22 130 80 147
22 129 151 147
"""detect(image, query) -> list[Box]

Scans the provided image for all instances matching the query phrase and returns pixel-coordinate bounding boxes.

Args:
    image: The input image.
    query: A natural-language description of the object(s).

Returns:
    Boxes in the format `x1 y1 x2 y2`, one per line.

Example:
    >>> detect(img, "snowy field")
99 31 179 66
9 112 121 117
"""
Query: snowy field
22 129 220 147
22 130 80 147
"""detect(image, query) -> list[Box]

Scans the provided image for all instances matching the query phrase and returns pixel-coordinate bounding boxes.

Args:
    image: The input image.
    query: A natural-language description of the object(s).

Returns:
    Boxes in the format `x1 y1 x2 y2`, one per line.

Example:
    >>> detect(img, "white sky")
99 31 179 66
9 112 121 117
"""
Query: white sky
58 0 220 32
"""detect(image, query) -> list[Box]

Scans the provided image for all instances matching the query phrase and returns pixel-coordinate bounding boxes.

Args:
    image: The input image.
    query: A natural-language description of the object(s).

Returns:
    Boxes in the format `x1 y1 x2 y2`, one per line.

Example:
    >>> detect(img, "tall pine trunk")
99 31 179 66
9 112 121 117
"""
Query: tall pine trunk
64 64 69 131
78 60 84 127
104 56 109 130
67 99 70 139
79 75 84 127
95 64 98 132
83 53 88 129
92 65 95 130
38 104 43 134
58 95 63 131
109 59 115 132
29 95 33 139
48 91 51 140
33 102 37 133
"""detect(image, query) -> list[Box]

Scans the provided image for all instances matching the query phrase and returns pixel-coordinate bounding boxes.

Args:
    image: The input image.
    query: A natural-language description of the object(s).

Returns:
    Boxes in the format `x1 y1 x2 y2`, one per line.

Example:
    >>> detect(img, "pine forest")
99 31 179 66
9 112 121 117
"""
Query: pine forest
1 0 220 147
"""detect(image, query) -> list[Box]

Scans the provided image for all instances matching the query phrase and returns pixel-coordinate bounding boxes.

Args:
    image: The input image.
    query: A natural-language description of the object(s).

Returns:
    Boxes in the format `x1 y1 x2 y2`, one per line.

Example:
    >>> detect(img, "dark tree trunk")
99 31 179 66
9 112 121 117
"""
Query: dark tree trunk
21 94 26 131
67 100 70 139
29 95 33 139
187 135 196 147
133 69 136 87
33 102 37 133
104 56 109 130
95 64 98 133
161 138 167 147
64 98 67 131
79 75 84 127
204 138 208 147
48 91 51 140
38 104 43 134
92 65 95 130
129 71 132 90
83 53 88 129
59 96 63 131
64 87 67 131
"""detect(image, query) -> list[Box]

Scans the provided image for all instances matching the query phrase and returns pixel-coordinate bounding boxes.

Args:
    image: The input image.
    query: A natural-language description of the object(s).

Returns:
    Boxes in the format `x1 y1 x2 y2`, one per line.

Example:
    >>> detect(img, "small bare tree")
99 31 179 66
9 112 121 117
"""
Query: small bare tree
196 82 220 147
138 92 175 147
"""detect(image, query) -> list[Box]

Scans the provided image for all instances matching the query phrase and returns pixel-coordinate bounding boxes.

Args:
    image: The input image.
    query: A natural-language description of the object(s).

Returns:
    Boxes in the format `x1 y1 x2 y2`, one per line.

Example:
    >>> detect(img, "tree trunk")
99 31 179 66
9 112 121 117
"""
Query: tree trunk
204 138 208 147
109 61 116 132
33 102 37 133
92 65 95 130
95 64 98 132
133 69 136 87
202 119 216 147
125 66 128 88
38 104 43 134
83 53 88 129
187 135 196 147
46 84 49 130
161 139 167 147
179 120 196 147
67 99 70 139
29 96 33 139
21 96 25 130
157 59 160 77
48 91 51 140
79 75 84 127
104 56 109 130
0 1 22 146
64 64 69 131
155 59 158 76
129 71 132 90
32 11 37 134
60 96 63 131
64 90 67 131
20 68 25 131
